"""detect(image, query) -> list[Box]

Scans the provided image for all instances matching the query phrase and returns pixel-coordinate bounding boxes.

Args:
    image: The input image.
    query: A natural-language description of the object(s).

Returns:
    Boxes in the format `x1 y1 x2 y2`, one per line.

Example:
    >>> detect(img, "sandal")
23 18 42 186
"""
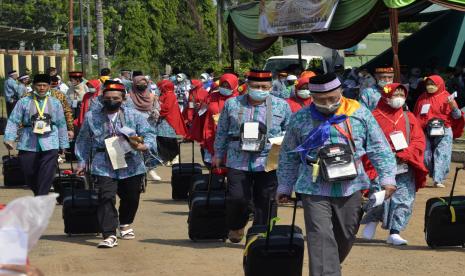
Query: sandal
120 226 136 240
97 235 118 248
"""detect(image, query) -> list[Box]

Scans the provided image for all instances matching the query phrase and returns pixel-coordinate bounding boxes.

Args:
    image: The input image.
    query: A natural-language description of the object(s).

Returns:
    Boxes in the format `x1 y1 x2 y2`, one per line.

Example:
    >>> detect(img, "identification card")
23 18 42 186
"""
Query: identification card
420 104 430 114
243 122 259 139
448 91 457 101
72 99 78 108
430 126 445 136
396 162 409 175
241 140 259 151
389 131 408 151
198 106 207 116
33 120 51 134
326 162 357 179
104 136 128 170
189 102 195 109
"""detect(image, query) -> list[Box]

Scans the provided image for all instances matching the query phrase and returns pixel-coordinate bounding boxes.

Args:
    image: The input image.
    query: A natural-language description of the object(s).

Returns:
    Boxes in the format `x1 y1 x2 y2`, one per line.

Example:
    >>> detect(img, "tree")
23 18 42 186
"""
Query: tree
113 2 153 73
95 0 106 69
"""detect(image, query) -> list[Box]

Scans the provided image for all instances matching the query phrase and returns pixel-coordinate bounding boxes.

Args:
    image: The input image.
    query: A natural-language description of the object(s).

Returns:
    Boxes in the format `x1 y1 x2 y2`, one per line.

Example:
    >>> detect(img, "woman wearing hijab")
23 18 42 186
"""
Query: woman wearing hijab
362 83 428 245
413 75 465 188
200 73 239 165
75 79 102 129
156 80 188 166
182 79 209 129
127 75 163 180
286 77 312 113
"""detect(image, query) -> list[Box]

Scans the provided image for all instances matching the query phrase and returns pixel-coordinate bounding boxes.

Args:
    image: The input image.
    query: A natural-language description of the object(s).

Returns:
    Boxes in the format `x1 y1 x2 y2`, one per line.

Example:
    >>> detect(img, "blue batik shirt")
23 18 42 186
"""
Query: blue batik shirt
75 105 157 179
4 77 20 103
277 98 397 197
359 85 382 111
4 94 70 151
214 94 291 172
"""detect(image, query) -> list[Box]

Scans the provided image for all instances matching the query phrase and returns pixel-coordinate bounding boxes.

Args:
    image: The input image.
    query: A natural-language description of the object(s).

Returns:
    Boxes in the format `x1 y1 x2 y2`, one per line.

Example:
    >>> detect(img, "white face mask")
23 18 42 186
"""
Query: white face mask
296 89 311 99
387 97 405 109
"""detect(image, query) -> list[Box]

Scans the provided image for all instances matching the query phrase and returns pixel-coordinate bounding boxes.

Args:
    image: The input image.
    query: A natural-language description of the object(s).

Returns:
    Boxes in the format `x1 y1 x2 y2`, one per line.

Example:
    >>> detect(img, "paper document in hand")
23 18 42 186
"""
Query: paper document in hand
105 136 128 170
265 136 285 172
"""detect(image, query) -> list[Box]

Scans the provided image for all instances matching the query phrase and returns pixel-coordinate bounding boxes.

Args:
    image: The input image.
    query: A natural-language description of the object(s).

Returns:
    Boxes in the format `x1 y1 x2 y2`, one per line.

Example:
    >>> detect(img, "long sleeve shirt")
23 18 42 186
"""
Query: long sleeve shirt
4 95 69 151
214 94 291 172
359 86 382 111
4 78 20 103
75 106 157 179
277 102 396 197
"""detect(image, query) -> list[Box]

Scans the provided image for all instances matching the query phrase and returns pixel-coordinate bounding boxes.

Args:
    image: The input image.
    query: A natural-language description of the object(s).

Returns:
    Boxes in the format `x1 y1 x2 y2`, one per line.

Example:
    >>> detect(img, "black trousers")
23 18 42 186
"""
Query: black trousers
6 100 17 117
226 168 278 230
95 174 143 238
19 149 58 196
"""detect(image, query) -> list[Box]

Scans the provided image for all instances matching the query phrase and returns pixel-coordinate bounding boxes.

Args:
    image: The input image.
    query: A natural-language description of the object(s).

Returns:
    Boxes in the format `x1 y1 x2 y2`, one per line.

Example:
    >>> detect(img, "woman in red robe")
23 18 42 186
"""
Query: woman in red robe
362 83 428 246
182 79 209 129
201 73 239 163
413 75 465 188
75 79 101 128
286 77 312 113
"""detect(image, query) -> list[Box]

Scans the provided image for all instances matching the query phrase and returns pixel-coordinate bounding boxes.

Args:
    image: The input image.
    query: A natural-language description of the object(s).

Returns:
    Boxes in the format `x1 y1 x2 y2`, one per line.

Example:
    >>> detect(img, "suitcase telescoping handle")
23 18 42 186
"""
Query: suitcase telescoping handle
177 140 196 174
205 167 227 208
264 198 298 251
447 166 463 207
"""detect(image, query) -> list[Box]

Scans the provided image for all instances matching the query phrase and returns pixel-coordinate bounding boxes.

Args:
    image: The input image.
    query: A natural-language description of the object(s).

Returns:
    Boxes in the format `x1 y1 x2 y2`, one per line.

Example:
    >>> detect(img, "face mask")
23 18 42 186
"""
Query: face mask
102 99 122 112
378 80 392 88
248 89 270 102
387 97 405 109
88 88 96 93
279 78 286 83
219 87 233 96
313 99 341 115
136 84 147 91
296 89 311 99
426 85 438 94
33 90 50 97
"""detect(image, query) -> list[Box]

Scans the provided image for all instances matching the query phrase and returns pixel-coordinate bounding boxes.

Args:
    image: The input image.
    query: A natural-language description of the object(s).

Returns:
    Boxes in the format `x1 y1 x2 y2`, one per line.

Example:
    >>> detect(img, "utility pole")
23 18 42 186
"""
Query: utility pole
79 0 86 74
217 0 223 65
86 0 92 75
95 0 106 70
68 0 74 72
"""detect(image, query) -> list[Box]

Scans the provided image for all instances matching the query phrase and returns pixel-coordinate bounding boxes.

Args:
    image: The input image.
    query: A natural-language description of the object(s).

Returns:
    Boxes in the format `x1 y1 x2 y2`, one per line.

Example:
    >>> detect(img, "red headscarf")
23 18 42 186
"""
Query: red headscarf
369 83 428 190
286 77 312 113
158 80 187 137
75 79 101 128
182 79 209 126
413 75 465 138
200 74 239 154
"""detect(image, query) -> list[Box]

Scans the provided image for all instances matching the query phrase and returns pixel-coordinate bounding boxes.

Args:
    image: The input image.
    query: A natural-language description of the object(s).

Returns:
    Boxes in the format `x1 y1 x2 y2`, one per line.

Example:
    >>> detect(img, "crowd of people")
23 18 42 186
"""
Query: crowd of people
2 62 464 275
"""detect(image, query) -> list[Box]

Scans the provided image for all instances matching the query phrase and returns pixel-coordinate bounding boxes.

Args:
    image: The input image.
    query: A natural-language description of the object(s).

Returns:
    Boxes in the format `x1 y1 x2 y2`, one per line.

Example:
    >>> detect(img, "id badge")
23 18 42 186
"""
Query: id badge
72 100 78 108
188 102 195 109
420 104 430 114
430 126 445 136
327 162 357 179
33 120 45 134
389 131 408 151
396 162 409 175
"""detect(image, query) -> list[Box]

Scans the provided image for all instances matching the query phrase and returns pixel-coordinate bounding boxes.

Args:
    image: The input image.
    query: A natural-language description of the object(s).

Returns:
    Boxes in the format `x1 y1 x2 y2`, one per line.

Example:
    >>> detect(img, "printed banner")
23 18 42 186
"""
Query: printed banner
259 0 339 36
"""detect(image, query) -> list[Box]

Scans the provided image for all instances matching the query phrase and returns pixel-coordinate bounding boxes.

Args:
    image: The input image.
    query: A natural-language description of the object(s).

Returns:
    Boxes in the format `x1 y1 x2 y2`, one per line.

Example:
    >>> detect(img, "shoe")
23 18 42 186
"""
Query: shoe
434 183 445 188
120 226 135 240
97 235 118 248
362 221 379 240
387 234 408 245
228 228 245 243
172 155 179 165
57 156 65 164
148 169 162 181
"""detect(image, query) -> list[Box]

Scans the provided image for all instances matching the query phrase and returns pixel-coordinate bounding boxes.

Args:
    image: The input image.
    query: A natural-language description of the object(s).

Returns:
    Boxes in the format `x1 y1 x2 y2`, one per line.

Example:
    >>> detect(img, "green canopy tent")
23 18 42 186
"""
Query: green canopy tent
226 0 465 78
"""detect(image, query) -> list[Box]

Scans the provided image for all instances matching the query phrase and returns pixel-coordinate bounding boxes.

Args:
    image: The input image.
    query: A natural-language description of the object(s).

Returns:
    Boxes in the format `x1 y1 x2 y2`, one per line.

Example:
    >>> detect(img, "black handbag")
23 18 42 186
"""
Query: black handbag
426 118 445 138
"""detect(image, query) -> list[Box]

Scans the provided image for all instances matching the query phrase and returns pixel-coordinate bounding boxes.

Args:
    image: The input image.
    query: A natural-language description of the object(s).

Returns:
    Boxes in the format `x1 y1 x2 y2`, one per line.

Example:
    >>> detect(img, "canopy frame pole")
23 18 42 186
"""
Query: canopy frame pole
297 38 303 72
389 8 400 82
228 19 235 72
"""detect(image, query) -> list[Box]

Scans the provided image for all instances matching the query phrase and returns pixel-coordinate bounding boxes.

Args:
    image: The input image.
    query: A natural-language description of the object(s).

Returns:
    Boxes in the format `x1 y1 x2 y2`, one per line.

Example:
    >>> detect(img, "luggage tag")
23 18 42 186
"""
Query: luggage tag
72 99 78 108
430 126 445 136
104 136 128 170
396 162 409 175
389 131 408 151
188 101 195 109
420 104 430 115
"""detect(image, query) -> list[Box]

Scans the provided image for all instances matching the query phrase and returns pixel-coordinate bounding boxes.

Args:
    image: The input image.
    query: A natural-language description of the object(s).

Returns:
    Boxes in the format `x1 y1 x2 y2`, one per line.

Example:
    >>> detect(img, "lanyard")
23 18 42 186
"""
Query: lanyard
377 110 404 127
333 119 356 152
33 95 48 118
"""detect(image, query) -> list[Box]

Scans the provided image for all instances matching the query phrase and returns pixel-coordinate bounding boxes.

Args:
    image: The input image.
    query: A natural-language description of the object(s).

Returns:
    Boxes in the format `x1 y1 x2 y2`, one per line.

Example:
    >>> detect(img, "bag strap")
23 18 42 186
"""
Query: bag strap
403 111 410 144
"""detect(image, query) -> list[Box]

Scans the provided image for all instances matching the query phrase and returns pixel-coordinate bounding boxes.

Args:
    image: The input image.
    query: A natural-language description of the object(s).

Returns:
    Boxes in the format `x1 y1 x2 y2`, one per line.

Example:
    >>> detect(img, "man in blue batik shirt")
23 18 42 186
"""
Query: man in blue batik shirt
75 80 157 249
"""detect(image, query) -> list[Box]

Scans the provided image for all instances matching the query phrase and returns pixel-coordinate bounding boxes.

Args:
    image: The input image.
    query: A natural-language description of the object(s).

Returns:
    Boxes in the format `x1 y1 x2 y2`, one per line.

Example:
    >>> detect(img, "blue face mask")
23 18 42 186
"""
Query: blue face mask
378 80 392 88
219 87 233 96
248 89 270 102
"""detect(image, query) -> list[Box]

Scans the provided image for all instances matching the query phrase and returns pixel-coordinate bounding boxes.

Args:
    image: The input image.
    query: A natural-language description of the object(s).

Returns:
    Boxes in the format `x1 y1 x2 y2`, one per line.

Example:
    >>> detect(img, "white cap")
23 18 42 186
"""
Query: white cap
286 75 297 81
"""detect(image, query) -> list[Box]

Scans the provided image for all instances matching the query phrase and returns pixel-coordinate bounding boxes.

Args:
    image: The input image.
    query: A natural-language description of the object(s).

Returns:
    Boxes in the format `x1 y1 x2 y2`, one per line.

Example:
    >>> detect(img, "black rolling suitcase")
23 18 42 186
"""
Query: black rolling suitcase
62 152 99 236
188 168 228 206
171 141 202 200
243 199 304 276
188 171 228 241
425 165 465 248
2 150 25 187
53 160 86 204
